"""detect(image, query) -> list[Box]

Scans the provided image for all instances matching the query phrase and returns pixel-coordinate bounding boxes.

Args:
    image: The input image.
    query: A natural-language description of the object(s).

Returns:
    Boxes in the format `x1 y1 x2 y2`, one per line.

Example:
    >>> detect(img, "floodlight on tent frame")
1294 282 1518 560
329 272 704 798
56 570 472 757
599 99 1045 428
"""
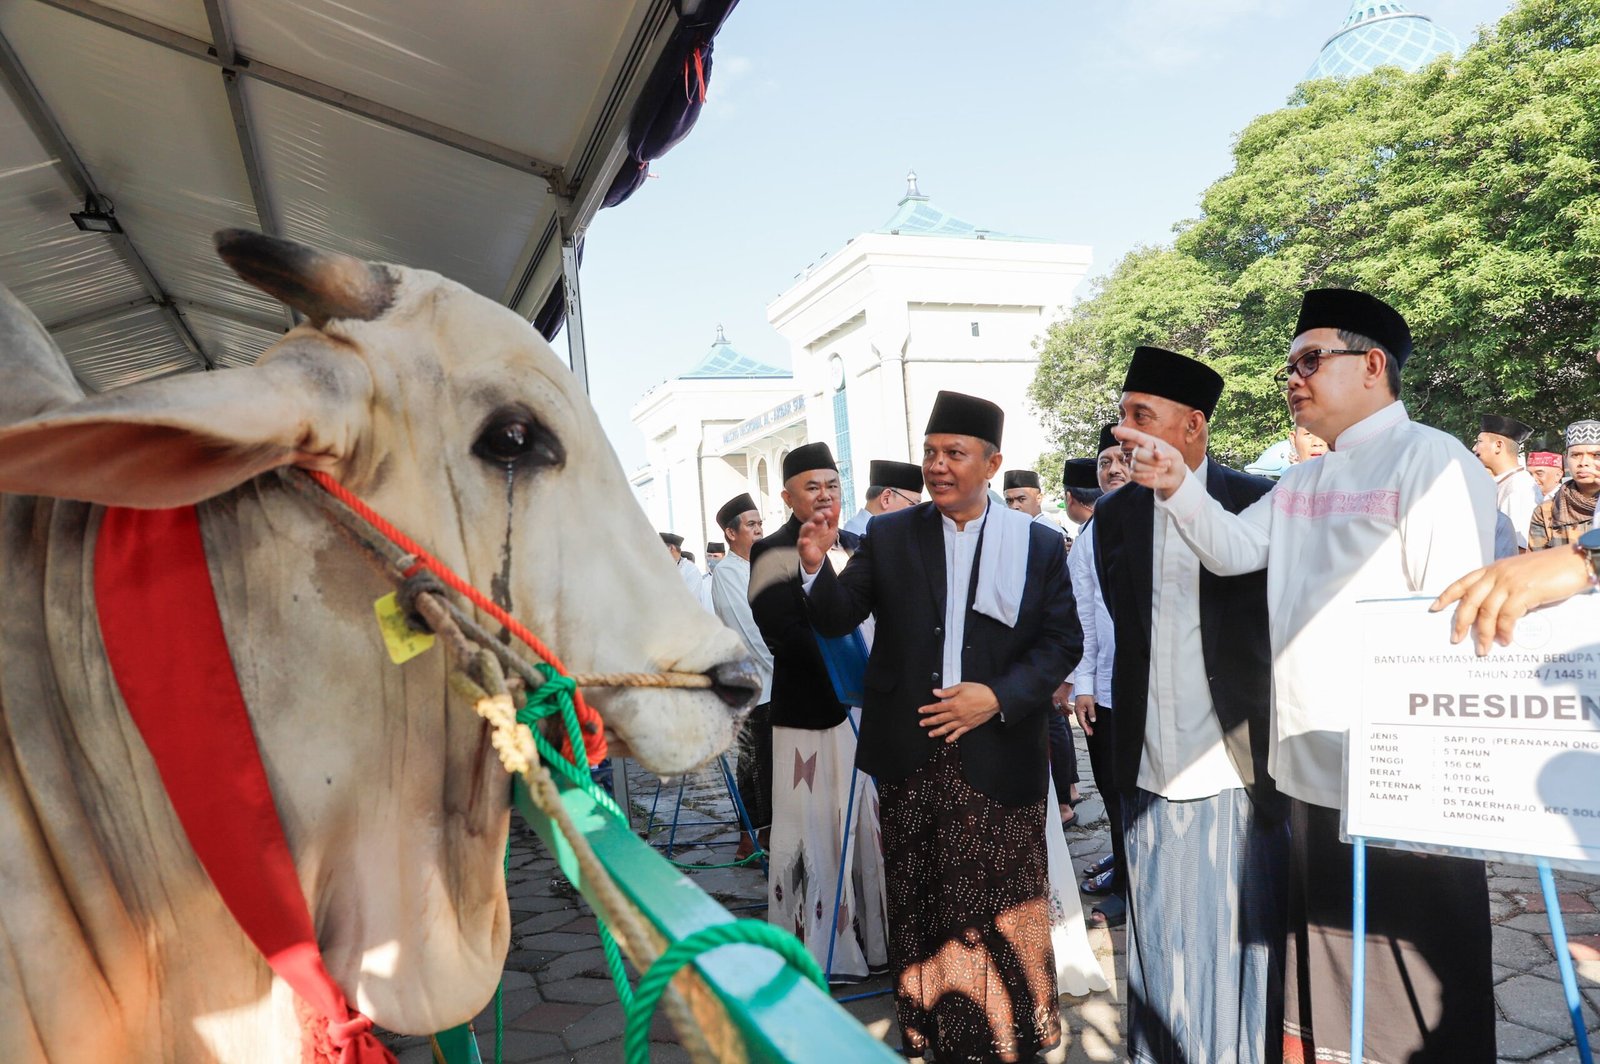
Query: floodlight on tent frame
69 192 121 234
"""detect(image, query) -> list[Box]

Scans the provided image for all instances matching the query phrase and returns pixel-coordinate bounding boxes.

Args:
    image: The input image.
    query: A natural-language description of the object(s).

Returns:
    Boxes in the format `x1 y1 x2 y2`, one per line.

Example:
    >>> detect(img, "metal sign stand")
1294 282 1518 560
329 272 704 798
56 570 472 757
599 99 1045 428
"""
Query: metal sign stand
1349 839 1594 1064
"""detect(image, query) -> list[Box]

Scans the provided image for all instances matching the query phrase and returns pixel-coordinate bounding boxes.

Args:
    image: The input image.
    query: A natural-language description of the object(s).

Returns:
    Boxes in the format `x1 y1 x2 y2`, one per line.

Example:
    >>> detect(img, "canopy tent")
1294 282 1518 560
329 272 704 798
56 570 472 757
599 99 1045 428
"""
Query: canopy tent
0 0 735 393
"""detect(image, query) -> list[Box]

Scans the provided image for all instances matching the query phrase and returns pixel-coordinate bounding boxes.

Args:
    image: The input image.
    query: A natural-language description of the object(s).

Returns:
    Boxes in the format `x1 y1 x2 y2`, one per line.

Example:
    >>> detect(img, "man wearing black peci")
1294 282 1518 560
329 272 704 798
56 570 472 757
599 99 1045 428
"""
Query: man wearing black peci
795 391 1083 1064
748 442 887 981
1095 346 1287 1064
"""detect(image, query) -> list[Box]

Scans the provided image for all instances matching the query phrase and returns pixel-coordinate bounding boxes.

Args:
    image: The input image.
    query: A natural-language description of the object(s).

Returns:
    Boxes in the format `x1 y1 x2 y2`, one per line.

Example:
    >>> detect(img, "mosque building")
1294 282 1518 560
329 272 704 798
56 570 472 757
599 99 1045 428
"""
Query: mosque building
629 173 1090 553
1306 0 1462 80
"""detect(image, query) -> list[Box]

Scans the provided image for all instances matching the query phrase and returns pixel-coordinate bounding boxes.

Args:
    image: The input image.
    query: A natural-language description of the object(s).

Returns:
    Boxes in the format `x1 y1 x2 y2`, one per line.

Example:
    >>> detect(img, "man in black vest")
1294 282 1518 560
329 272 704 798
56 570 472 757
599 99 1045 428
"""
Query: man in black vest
1095 346 1287 1064
796 392 1083 1064
748 442 886 981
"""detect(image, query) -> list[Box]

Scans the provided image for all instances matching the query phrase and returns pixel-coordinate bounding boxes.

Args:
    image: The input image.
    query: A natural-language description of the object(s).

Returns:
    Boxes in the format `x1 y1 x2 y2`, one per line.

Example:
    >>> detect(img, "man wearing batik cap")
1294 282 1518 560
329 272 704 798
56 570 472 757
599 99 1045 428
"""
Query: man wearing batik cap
1118 291 1499 1062
1529 419 1600 551
1474 413 1542 553
709 493 773 851
1526 444 1564 497
748 443 888 981
797 390 1094 1063
842 459 924 536
1094 347 1286 1064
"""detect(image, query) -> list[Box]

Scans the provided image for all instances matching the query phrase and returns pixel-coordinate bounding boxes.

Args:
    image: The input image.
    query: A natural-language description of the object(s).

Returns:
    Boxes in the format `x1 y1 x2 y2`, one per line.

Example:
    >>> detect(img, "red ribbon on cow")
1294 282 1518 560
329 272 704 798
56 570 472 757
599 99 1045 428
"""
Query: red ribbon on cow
94 505 397 1064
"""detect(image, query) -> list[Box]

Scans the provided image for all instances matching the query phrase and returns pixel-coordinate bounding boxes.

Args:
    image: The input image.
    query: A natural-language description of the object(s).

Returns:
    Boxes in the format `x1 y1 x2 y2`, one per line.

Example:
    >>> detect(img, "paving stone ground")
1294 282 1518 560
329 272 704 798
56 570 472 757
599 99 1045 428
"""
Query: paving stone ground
383 732 1599 1062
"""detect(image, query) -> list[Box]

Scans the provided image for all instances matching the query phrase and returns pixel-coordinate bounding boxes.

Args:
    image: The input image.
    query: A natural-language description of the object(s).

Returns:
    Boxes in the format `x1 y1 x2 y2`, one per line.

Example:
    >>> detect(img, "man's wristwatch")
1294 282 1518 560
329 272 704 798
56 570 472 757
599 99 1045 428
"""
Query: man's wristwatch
1575 527 1600 585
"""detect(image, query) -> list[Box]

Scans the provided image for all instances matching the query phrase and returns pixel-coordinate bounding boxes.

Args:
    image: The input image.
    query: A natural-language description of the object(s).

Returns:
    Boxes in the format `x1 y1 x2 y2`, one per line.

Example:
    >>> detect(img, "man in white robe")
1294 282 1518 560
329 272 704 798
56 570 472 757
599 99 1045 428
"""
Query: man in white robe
1473 413 1542 552
709 494 774 850
1118 288 1499 1063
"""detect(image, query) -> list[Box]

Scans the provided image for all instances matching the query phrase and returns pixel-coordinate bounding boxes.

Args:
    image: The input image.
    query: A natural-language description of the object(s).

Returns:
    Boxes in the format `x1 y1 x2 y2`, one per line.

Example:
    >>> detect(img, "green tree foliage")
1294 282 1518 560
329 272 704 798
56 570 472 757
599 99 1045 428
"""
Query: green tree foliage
1031 0 1600 469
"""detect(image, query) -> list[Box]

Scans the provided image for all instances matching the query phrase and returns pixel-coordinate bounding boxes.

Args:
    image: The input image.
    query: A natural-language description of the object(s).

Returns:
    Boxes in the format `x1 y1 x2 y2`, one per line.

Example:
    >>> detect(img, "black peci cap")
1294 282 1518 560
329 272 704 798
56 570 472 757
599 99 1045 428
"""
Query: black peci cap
1120 346 1225 419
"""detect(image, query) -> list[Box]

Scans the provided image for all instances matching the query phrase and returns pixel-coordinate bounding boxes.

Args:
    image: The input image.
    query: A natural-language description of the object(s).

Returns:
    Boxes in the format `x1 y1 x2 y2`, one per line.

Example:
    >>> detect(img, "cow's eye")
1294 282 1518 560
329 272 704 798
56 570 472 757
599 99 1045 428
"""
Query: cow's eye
472 409 563 469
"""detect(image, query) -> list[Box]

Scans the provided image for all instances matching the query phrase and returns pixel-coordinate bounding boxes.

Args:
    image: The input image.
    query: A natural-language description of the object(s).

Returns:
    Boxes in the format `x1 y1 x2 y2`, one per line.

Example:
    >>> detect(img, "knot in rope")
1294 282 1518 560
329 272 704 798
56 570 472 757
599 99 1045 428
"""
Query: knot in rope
521 665 579 717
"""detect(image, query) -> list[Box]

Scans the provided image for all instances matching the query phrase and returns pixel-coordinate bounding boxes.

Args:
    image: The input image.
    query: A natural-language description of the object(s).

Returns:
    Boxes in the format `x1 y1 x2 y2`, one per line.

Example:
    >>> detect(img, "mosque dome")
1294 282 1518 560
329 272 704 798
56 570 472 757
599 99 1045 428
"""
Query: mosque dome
874 170 1047 243
679 325 789 379
1306 0 1461 80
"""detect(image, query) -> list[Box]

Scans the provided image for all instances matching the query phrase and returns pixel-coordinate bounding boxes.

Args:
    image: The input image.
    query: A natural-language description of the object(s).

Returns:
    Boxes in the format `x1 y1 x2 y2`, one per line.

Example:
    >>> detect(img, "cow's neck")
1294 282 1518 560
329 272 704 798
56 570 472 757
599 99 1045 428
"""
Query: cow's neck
0 482 509 1062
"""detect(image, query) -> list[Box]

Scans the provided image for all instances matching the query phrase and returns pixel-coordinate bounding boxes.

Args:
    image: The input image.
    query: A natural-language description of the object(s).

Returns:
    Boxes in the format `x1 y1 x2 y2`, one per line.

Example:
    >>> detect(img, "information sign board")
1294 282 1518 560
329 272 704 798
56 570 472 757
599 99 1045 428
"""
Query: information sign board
1347 594 1600 871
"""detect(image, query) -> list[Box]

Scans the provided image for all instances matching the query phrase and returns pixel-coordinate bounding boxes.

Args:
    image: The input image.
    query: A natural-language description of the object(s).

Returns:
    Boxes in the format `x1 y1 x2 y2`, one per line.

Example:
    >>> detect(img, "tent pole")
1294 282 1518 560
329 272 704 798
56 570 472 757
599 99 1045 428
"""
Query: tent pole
559 213 591 394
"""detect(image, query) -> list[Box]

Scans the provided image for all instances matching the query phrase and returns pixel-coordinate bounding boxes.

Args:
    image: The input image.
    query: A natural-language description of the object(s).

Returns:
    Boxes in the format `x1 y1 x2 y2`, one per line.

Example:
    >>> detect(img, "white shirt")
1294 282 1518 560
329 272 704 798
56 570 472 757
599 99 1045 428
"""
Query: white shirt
1031 510 1067 538
1156 402 1496 808
708 552 774 703
842 507 873 536
1139 459 1244 800
1494 466 1543 551
1065 515 1114 708
939 507 988 688
678 557 714 613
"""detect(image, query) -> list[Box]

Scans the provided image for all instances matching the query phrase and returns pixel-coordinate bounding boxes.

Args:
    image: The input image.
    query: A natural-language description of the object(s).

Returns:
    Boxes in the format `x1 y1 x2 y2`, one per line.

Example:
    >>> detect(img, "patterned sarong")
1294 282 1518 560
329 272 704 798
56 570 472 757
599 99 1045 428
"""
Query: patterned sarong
879 743 1060 1063
1124 785 1289 1064
768 714 888 981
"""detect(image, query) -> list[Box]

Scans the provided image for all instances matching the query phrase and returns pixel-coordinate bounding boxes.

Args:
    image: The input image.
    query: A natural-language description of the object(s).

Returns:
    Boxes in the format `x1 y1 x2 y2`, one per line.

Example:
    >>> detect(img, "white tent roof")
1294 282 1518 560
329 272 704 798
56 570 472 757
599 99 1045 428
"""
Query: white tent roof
0 0 692 391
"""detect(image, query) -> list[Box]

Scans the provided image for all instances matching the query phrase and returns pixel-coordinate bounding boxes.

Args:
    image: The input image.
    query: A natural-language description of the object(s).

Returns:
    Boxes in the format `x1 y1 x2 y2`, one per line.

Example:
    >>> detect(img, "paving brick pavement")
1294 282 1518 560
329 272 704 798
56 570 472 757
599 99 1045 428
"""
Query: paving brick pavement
382 730 1598 1062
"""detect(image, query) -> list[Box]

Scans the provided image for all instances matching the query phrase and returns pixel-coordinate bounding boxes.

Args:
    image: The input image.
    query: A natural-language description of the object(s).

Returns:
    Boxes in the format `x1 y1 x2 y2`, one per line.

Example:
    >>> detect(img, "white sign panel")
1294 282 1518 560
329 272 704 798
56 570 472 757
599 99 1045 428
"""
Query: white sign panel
1348 594 1600 871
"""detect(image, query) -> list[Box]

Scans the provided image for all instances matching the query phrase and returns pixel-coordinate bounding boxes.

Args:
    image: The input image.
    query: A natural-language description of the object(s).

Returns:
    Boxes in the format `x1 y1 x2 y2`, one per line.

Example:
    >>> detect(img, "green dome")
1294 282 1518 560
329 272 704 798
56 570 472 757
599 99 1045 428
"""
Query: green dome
680 326 789 379
1307 1 1461 80
874 171 1047 243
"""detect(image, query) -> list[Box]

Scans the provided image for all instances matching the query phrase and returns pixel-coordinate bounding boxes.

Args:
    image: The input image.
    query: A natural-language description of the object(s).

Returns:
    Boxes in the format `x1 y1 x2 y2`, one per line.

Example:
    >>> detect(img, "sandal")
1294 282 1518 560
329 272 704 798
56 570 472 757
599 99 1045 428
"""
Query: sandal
1088 893 1127 928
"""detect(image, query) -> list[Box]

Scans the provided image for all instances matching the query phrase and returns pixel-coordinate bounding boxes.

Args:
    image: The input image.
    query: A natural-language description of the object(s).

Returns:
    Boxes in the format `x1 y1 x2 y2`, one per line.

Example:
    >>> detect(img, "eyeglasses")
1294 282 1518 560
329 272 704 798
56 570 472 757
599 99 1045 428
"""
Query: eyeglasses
890 489 920 506
1274 348 1368 389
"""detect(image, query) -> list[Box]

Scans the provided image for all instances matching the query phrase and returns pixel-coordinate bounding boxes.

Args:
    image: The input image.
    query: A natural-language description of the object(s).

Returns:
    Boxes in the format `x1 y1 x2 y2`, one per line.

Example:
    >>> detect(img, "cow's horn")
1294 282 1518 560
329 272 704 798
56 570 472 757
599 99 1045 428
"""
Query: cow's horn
215 229 396 328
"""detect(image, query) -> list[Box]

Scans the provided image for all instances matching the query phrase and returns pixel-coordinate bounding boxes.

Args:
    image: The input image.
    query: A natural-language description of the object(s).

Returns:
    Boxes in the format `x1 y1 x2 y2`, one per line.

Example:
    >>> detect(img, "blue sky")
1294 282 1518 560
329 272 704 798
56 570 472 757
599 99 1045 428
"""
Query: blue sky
572 0 1515 470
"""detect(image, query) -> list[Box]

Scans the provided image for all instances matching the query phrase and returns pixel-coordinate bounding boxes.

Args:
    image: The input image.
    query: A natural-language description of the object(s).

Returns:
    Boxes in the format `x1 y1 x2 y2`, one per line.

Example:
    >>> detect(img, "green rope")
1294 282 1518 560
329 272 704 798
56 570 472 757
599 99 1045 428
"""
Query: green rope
623 920 826 1063
514 668 822 1062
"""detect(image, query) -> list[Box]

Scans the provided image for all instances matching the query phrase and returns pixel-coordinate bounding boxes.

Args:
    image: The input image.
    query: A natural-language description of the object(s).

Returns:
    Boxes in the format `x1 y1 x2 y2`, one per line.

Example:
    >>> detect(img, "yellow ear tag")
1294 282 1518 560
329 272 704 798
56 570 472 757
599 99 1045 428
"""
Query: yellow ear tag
374 592 435 665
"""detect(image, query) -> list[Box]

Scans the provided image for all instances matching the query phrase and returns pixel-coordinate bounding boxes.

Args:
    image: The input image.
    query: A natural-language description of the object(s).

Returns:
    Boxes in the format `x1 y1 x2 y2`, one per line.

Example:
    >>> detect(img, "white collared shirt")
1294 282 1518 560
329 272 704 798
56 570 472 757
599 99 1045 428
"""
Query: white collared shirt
1066 516 1114 708
842 507 873 537
708 552 774 703
939 506 988 688
1493 466 1543 551
1156 401 1496 808
1138 459 1244 800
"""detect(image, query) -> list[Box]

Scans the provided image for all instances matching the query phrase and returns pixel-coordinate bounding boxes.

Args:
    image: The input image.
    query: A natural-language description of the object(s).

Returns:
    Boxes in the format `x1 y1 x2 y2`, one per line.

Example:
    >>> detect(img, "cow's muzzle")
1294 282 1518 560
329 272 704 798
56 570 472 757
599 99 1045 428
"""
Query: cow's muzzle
707 659 761 711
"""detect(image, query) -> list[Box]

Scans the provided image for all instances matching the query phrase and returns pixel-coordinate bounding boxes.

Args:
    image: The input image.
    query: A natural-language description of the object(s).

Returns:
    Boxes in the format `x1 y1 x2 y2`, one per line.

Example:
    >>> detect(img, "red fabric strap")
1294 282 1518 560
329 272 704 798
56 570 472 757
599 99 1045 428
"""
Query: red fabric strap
95 506 394 1064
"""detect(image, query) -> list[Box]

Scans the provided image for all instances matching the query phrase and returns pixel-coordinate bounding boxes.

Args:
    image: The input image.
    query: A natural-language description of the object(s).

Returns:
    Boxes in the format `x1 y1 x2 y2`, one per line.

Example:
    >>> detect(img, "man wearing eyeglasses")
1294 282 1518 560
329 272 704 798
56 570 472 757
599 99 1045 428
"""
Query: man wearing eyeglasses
841 459 924 536
1116 289 1499 1063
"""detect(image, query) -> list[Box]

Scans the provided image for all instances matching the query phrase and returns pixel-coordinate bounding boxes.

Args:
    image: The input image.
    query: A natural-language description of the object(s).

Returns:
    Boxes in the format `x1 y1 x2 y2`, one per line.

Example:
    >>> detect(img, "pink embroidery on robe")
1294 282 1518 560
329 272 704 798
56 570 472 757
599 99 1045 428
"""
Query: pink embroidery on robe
1273 488 1399 521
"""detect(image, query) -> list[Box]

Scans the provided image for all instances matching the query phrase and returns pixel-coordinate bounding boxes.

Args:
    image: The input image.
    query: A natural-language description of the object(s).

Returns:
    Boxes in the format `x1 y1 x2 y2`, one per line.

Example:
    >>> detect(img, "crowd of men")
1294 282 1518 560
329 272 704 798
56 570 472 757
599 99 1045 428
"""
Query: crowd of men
649 286 1581 1063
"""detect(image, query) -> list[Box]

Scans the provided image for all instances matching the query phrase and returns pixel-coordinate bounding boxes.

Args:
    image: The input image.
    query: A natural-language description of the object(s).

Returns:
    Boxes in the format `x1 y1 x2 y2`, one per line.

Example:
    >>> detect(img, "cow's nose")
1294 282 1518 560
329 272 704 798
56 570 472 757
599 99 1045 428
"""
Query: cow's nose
707 658 761 712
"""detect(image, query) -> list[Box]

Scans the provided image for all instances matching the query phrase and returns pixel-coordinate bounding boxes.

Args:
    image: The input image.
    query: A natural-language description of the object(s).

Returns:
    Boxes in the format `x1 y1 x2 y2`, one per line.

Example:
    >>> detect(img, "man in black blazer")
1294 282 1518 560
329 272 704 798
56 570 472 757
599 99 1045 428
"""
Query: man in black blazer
1095 346 1288 1064
797 392 1082 1064
747 441 887 981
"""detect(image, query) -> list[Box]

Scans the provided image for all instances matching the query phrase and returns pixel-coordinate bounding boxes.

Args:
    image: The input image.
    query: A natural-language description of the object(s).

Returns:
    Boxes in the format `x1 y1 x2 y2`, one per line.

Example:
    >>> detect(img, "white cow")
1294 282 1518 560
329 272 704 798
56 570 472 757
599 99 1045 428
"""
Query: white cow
0 231 757 1062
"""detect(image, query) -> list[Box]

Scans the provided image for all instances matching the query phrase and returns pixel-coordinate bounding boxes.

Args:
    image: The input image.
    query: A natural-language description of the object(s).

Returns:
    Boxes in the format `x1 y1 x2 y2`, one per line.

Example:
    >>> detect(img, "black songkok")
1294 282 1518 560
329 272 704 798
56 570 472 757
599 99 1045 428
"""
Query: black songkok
1002 469 1041 491
716 492 757 531
1062 458 1098 491
659 532 684 548
868 460 924 493
924 390 1004 448
1097 424 1119 455
705 542 726 554
1479 414 1533 445
1294 288 1412 367
1120 346 1224 419
782 442 837 482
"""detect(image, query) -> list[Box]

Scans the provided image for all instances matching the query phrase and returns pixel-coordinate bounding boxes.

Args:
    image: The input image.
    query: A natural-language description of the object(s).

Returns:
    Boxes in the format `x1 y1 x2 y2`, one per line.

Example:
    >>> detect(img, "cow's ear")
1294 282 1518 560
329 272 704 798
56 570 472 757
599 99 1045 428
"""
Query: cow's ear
216 229 396 328
0 284 85 425
0 339 372 508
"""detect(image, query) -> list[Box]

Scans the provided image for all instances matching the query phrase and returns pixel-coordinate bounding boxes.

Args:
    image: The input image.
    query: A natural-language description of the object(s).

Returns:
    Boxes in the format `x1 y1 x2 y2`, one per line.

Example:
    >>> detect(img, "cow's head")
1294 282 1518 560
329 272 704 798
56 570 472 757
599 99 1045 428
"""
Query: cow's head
0 233 756 1034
